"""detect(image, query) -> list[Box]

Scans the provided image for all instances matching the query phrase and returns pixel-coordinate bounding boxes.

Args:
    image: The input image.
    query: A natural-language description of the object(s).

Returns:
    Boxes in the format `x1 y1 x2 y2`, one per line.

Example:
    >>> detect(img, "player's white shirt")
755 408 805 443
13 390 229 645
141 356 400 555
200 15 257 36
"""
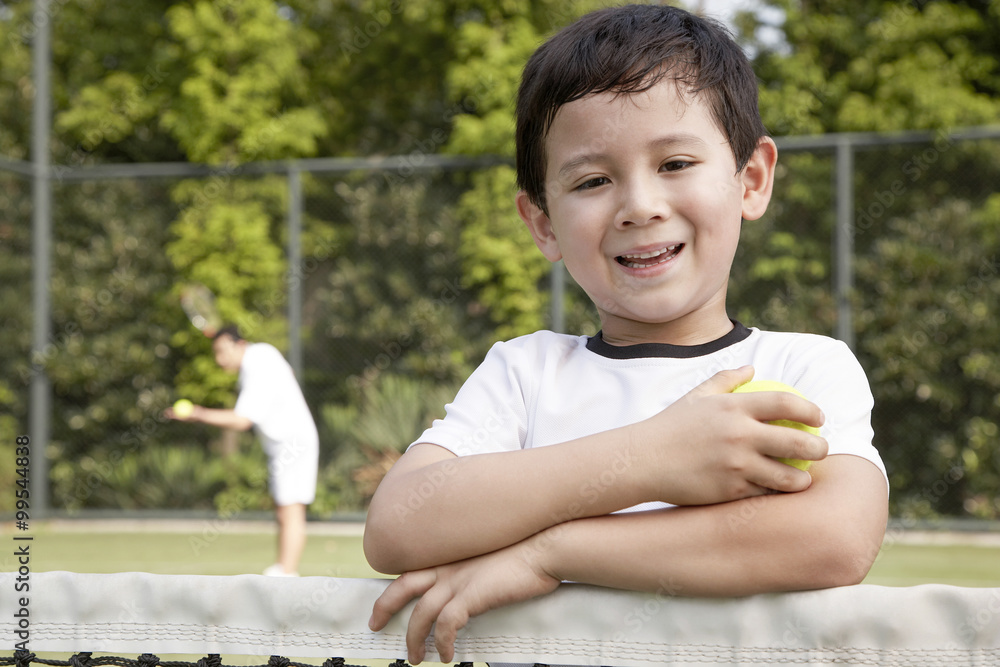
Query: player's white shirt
412 323 888 509
234 343 319 505
235 343 318 449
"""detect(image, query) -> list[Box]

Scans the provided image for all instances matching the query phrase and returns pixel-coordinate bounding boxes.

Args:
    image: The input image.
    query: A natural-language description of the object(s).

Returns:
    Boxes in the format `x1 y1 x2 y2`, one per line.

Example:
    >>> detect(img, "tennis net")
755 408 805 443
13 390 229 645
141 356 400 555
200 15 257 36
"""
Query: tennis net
3 571 999 666
0 653 400 667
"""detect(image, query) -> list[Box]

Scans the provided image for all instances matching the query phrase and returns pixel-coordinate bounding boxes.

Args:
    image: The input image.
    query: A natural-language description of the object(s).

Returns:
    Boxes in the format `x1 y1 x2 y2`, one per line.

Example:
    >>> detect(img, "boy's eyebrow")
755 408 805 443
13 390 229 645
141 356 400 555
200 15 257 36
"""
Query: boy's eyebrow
648 133 711 152
556 133 710 179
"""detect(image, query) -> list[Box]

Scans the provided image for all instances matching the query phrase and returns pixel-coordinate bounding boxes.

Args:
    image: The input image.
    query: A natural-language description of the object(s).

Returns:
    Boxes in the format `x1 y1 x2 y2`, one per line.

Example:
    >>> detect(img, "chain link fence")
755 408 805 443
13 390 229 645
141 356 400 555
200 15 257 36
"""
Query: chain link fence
3 127 1000 521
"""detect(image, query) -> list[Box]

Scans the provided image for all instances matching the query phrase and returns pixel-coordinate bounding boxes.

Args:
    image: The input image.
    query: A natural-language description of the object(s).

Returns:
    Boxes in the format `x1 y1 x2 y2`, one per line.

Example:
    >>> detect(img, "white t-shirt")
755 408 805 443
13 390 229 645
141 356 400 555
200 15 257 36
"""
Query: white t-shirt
235 343 318 450
234 343 319 505
412 323 888 507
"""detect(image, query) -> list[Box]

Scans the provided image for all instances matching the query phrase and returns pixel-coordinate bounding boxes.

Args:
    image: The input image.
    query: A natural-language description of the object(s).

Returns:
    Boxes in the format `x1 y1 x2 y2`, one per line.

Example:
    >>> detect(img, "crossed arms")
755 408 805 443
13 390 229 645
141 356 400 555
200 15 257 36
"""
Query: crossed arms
363 366 889 664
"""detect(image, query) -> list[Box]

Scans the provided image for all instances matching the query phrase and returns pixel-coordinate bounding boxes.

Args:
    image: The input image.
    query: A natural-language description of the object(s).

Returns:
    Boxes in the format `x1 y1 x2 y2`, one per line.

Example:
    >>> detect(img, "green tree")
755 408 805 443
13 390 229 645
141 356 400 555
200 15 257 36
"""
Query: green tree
39 178 188 511
855 197 1000 519
735 0 1000 518
32 0 331 510
443 1 606 339
0 171 31 512
746 0 1000 136
4 0 598 512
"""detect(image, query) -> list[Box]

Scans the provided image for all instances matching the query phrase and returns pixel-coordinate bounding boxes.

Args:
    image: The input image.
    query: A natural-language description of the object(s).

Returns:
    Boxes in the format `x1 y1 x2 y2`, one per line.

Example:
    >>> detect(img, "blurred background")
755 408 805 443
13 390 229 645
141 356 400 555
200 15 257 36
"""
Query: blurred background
1 0 999 530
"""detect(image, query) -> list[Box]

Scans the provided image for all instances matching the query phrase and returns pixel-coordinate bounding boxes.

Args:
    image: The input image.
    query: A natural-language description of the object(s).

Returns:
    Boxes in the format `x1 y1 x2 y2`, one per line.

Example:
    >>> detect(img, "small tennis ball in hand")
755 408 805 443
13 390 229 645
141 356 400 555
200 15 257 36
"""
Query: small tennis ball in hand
173 399 194 419
732 380 818 470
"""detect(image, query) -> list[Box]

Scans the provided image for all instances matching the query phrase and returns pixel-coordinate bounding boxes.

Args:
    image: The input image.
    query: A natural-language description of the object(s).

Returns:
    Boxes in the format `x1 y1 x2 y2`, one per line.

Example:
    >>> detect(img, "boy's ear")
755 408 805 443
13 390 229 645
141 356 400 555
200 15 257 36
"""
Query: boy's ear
516 190 563 262
740 136 778 221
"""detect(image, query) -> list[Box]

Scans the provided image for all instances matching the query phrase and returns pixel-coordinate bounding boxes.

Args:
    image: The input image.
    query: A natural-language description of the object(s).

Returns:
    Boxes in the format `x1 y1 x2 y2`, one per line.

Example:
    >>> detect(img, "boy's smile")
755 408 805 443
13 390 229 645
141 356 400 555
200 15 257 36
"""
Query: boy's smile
517 78 777 347
617 243 684 269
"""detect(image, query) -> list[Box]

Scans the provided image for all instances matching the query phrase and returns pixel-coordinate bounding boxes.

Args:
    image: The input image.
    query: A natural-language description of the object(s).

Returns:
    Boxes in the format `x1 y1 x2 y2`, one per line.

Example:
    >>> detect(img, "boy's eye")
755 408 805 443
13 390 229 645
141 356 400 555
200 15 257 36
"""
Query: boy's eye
577 176 609 190
662 160 692 172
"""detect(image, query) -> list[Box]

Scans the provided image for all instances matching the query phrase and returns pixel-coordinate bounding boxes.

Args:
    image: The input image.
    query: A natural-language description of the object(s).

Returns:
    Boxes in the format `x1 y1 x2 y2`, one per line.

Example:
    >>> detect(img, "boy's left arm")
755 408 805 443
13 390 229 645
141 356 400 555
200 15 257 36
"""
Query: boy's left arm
370 453 887 664
544 453 887 594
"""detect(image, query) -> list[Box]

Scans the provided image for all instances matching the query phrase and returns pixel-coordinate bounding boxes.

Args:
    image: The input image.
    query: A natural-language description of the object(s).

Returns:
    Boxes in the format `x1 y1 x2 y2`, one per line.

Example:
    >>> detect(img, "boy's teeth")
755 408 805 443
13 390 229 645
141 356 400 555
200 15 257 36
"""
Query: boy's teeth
622 244 679 260
617 244 682 268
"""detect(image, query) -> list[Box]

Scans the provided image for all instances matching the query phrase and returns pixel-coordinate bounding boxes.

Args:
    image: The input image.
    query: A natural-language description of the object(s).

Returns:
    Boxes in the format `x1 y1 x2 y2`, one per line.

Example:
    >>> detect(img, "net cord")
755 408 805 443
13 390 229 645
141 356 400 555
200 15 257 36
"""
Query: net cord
3 571 999 667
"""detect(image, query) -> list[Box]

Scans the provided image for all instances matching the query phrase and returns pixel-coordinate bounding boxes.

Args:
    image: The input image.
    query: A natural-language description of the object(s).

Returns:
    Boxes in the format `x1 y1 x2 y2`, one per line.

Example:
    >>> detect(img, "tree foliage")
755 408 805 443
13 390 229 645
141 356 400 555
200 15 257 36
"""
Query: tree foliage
0 0 564 513
855 196 1000 518
443 1 606 339
746 0 1000 135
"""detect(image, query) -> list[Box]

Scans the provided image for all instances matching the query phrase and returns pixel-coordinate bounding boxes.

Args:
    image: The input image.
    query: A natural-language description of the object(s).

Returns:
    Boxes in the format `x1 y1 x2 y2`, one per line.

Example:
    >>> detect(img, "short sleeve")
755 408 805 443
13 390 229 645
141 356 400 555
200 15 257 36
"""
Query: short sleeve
410 340 531 457
784 337 887 488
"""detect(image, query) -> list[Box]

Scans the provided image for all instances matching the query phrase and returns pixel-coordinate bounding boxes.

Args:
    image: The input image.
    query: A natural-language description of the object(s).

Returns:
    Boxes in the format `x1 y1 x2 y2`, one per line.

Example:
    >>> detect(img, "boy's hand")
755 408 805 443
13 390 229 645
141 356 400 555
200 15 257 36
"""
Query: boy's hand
368 536 560 665
637 366 827 505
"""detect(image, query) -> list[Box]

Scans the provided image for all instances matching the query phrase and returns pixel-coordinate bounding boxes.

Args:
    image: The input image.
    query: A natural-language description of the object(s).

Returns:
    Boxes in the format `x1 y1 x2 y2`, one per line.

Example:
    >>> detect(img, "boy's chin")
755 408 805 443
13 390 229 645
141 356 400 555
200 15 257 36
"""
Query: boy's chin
595 308 733 340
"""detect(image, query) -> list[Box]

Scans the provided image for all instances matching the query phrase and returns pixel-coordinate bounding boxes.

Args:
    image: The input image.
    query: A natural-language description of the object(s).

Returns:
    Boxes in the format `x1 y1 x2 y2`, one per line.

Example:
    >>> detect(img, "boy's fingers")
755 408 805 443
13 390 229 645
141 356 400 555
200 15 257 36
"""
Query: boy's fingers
752 457 814 492
368 570 435 631
432 602 470 664
768 427 829 462
688 365 755 397
751 427 828 492
405 584 458 664
745 391 825 430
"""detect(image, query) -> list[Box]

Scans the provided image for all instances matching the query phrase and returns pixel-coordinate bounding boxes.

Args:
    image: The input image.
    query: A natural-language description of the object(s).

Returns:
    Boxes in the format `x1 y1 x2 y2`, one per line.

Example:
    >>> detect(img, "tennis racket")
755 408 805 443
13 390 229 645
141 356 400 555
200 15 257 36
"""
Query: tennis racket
179 283 222 337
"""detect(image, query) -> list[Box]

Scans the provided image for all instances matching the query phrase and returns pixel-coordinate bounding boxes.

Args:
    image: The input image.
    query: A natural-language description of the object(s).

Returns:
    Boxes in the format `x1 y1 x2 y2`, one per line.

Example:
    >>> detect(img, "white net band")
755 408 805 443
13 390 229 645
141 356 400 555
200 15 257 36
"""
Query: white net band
3 572 1000 666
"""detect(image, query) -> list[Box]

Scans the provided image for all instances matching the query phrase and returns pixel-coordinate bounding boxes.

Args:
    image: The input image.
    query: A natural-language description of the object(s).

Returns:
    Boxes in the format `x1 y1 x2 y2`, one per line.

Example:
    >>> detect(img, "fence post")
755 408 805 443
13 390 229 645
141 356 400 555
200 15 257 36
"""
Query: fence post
30 0 53 518
834 135 854 349
287 164 303 378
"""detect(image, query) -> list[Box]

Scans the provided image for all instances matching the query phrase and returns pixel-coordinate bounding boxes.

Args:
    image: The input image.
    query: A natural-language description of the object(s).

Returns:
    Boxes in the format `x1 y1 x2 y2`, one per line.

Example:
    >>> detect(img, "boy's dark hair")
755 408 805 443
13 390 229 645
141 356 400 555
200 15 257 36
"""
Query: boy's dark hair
213 324 244 342
515 4 768 213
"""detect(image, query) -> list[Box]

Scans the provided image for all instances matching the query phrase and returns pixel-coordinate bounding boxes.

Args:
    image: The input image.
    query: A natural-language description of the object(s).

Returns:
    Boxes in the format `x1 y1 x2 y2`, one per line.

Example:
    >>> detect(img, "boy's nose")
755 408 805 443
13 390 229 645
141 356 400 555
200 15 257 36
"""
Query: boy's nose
614 176 670 227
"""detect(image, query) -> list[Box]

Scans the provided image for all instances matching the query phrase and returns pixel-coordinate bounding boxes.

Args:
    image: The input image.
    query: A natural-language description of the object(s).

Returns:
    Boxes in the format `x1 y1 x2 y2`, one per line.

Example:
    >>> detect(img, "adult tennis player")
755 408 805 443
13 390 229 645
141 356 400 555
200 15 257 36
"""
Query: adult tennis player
166 325 319 577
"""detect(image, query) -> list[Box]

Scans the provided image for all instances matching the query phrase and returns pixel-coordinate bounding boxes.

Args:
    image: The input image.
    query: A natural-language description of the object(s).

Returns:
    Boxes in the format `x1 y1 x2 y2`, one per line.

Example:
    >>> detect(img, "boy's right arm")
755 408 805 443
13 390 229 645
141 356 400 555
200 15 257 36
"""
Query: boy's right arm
363 366 825 574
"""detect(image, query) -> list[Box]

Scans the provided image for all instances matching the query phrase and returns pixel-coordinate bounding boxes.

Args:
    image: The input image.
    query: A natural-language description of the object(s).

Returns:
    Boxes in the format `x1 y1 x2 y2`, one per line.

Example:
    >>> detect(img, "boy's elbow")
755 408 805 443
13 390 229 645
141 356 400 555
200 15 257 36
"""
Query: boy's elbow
363 506 412 574
363 522 397 574
364 545 402 576
822 547 877 588
843 528 885 584
802 456 889 589
811 520 886 589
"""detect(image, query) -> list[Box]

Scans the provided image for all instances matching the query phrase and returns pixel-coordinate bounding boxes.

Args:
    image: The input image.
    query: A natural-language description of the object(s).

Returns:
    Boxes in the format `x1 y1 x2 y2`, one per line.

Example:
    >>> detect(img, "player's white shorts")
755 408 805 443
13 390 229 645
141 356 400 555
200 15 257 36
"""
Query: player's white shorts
264 437 319 506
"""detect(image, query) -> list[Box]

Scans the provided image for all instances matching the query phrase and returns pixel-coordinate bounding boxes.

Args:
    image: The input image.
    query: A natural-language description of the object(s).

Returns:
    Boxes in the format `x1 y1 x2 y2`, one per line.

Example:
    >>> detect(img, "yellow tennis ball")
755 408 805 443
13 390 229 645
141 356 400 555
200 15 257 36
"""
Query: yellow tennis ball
173 399 194 419
732 380 818 470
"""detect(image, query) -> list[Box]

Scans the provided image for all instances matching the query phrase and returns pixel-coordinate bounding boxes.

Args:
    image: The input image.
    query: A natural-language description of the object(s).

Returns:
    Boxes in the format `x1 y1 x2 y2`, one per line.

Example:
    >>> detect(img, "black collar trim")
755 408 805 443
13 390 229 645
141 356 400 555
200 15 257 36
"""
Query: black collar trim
586 321 752 359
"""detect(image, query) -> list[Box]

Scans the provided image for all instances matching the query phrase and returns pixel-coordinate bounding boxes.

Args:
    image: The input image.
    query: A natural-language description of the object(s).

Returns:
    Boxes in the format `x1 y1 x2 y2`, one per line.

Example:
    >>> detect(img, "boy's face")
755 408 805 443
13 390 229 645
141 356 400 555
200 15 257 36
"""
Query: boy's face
518 78 776 346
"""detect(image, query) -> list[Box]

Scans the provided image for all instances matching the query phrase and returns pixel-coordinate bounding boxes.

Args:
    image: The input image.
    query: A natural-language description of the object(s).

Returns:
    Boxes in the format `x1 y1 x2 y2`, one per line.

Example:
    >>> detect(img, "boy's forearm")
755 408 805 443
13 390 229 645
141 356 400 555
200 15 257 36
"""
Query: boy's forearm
535 455 887 597
364 430 650 574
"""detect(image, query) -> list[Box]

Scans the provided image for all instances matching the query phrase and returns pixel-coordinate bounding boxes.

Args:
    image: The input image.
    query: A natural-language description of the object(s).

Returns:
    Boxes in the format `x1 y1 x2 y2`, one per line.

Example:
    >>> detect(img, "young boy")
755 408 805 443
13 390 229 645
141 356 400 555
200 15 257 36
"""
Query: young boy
364 5 889 663
166 325 319 577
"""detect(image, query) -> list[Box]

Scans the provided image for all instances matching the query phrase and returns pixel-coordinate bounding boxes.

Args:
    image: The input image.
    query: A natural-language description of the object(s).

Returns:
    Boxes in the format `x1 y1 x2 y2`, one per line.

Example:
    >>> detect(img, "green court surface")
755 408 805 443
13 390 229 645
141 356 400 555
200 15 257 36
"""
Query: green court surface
863 539 1000 588
4 519 999 587
4 519 381 578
